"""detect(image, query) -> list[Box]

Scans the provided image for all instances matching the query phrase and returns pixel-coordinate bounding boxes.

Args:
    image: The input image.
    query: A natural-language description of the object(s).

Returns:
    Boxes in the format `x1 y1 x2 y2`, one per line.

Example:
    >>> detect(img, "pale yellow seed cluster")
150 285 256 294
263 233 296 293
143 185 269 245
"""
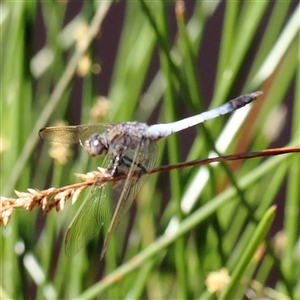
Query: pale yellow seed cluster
49 142 72 165
90 96 111 122
205 268 231 295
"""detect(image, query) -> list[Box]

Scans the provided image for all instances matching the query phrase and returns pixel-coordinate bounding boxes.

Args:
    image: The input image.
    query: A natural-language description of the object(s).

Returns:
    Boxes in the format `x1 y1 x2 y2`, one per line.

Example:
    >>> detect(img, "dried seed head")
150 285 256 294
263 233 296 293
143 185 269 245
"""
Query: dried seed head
1 207 13 226
72 186 87 204
59 198 66 211
1 166 112 226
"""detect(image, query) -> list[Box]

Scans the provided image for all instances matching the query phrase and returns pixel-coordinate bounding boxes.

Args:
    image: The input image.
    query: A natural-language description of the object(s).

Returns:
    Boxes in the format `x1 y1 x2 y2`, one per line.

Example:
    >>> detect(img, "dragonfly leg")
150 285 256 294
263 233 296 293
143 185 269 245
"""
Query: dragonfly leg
120 155 147 174
111 155 121 175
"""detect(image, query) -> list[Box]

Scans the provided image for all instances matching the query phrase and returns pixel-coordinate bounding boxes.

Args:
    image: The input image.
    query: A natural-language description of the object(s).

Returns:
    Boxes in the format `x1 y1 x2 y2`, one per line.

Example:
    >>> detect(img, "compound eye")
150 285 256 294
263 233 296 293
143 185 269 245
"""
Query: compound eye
84 133 107 157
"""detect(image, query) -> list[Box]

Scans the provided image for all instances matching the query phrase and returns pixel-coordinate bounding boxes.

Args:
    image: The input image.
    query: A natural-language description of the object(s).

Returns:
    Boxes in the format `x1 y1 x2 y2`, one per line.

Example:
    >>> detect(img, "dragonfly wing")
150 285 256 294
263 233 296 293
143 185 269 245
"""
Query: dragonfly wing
64 155 114 256
64 184 110 256
101 139 158 258
39 123 115 144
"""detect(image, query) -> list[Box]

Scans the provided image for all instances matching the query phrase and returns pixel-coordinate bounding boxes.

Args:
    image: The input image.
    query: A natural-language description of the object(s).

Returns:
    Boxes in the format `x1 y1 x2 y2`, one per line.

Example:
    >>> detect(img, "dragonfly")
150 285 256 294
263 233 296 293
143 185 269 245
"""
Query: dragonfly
39 91 262 258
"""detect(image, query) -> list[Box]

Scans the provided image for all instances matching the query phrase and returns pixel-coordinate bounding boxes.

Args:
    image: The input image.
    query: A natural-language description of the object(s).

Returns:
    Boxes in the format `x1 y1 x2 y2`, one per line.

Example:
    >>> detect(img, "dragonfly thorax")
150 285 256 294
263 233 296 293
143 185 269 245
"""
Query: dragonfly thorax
84 122 151 159
84 133 108 157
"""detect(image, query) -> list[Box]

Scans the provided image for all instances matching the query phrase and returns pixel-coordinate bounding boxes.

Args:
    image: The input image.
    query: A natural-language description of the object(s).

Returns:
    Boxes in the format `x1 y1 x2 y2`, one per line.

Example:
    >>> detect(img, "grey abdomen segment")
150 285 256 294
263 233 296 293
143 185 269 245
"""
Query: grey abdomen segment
147 92 262 140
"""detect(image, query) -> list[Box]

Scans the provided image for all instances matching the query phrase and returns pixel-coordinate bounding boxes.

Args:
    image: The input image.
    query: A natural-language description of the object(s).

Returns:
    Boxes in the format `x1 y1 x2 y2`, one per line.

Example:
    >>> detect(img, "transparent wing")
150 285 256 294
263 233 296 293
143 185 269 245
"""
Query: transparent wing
64 155 114 256
100 139 158 258
64 138 158 258
39 123 115 144
64 183 111 256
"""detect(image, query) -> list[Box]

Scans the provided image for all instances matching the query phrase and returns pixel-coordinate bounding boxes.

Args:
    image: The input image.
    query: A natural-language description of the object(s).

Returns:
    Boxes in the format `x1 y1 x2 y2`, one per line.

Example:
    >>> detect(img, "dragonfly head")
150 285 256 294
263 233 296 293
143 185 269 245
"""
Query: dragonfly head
84 133 108 157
